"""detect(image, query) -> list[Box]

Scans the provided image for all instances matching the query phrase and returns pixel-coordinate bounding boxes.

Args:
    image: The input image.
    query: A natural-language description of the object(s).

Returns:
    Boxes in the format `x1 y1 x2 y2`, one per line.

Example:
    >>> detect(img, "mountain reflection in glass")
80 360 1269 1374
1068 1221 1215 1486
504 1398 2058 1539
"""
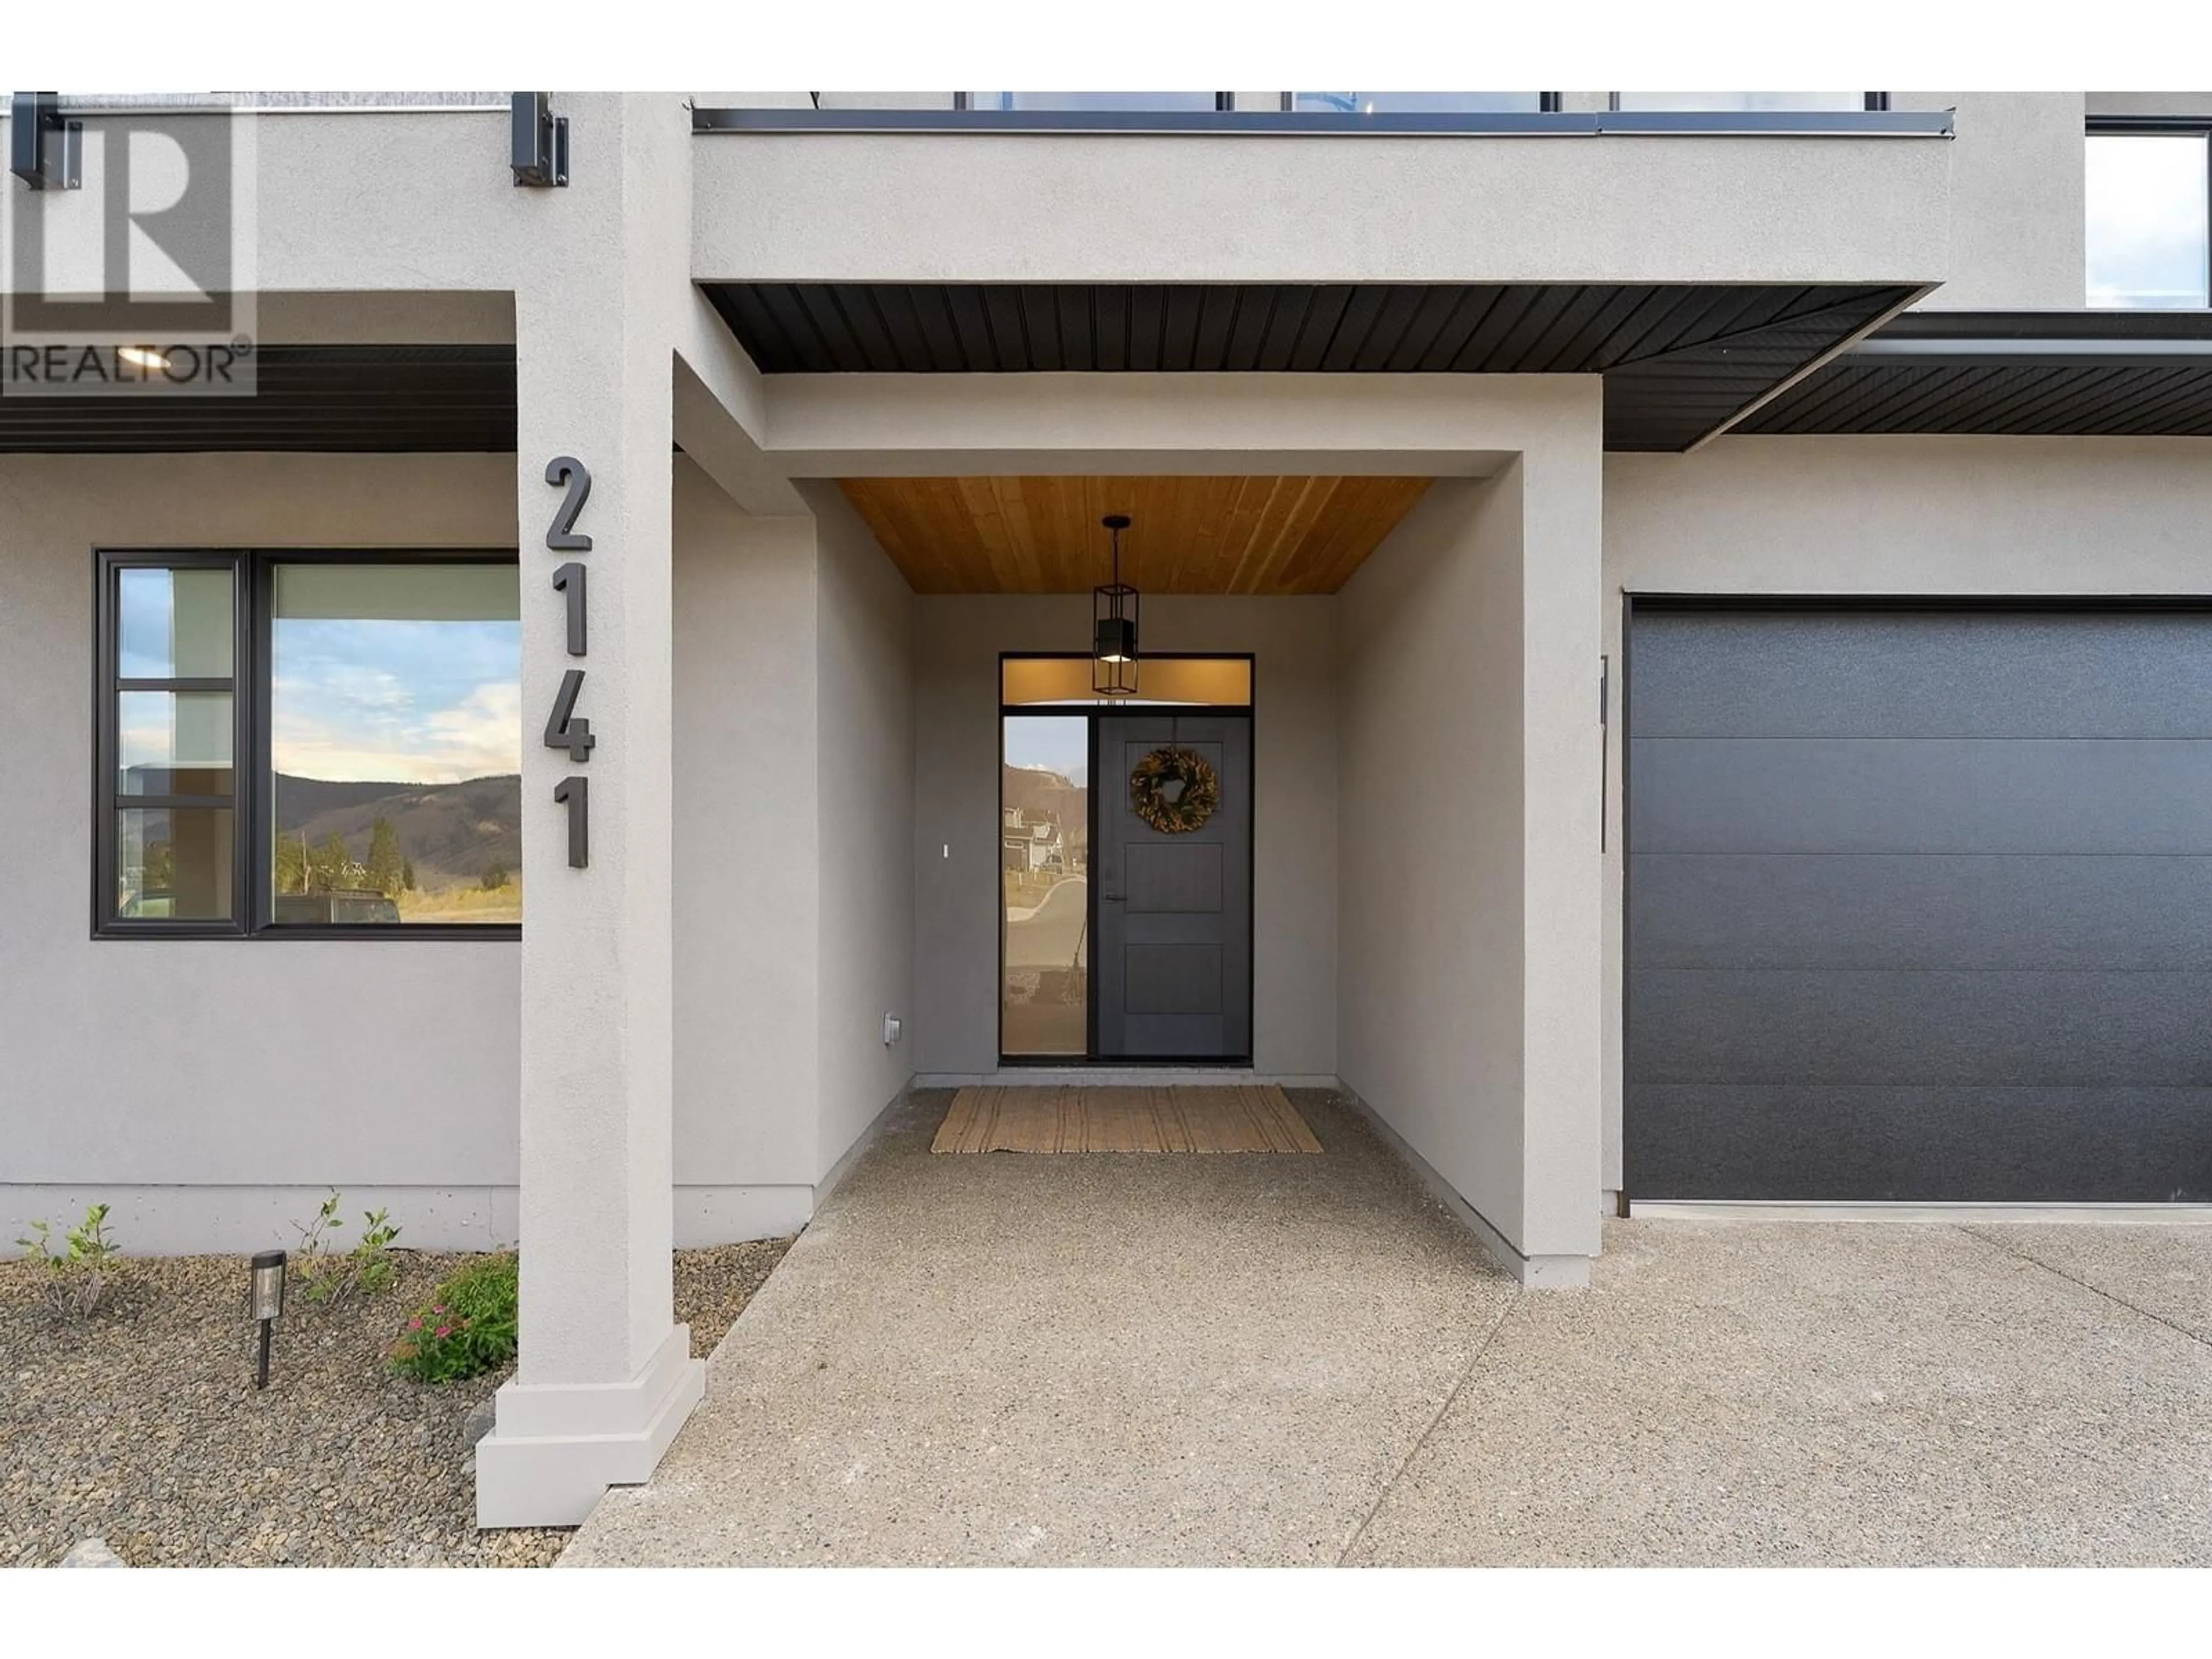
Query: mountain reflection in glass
268 562 522 925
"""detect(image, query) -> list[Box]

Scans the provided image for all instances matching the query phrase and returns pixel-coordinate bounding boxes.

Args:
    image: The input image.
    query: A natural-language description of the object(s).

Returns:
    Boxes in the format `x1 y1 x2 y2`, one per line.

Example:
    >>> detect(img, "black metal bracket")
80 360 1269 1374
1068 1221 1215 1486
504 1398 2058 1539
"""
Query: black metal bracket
10 91 82 191
510 92 569 187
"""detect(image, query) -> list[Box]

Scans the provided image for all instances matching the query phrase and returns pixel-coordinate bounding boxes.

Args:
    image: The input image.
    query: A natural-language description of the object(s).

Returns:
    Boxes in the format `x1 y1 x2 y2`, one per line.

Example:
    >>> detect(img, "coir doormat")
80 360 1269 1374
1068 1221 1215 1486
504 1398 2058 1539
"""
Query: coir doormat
931 1084 1323 1154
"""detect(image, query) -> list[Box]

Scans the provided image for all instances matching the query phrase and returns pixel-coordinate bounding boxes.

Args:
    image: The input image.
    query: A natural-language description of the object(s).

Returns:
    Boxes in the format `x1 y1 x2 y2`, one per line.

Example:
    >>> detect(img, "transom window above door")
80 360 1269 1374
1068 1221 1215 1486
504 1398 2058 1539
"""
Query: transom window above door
1001 656 1253 708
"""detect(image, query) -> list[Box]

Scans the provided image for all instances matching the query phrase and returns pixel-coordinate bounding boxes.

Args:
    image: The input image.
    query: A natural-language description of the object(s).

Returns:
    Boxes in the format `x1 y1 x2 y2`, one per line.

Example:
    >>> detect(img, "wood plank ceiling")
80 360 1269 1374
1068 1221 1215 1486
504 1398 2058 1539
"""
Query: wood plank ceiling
837 475 1434 595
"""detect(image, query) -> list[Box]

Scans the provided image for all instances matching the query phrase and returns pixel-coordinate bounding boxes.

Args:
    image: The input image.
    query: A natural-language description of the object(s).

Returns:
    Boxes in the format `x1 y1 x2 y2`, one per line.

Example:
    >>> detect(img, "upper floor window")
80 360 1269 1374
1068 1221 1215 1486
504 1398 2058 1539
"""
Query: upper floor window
99 550 521 937
960 92 1221 112
2085 128 2211 309
1613 92 1881 111
1290 92 1546 113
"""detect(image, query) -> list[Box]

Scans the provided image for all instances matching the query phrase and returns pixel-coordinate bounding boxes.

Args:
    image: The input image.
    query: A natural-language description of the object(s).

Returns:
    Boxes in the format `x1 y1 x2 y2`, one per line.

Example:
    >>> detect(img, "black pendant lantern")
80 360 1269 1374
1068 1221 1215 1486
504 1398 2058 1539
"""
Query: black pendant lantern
1093 513 1140 697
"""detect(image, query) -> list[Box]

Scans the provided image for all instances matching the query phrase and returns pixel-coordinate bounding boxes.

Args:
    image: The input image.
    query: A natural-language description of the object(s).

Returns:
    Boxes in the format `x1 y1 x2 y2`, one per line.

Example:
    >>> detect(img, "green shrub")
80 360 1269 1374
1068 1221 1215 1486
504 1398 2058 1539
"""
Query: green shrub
290 1189 344 1300
17 1203 123 1317
290 1190 403 1308
351 1208 401 1297
388 1252 517 1383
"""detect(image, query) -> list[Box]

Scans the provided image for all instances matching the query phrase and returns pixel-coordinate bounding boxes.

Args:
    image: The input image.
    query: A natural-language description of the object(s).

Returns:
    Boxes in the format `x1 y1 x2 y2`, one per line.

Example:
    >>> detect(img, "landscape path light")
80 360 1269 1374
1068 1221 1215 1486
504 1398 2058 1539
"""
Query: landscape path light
249 1248 286 1389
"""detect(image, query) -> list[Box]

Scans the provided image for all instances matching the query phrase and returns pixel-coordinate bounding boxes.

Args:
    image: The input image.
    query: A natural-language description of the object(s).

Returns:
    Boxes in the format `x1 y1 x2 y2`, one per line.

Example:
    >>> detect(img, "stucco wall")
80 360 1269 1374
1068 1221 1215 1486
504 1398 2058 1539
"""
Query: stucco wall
1338 475 1530 1245
0 453 915 1252
0 453 521 1251
693 129 1948 289
671 463 820 1222
800 483 916 1176
671 469 916 1217
1896 92 2087 312
908 594 1338 1080
1601 434 2212 1191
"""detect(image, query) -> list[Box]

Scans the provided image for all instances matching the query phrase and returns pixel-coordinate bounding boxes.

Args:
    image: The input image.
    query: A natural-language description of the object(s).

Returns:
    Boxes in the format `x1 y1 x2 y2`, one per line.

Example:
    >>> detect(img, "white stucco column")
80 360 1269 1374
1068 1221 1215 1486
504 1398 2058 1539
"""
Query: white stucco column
477 92 704 1528
1515 421 1607 1282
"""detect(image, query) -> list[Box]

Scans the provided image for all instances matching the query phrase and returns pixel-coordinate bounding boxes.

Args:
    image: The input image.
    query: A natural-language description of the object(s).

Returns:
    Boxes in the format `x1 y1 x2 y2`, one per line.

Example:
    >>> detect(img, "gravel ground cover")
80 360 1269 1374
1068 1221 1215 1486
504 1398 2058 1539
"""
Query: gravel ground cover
1 1238 791 1568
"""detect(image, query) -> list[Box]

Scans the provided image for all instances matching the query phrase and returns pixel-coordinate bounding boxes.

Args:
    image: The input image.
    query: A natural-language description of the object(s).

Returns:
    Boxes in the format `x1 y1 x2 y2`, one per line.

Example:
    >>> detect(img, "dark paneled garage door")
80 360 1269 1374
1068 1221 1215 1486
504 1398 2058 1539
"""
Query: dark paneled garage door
1626 603 2212 1202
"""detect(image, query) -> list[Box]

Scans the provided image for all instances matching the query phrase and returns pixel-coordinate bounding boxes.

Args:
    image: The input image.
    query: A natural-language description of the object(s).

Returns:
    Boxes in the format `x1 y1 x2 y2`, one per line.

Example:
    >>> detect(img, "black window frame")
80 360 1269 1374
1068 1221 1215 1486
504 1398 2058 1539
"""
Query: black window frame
92 546 524 942
2085 114 2212 312
1280 92 1565 114
953 92 1569 115
1608 91 1889 112
955 92 1236 112
995 651 1257 1068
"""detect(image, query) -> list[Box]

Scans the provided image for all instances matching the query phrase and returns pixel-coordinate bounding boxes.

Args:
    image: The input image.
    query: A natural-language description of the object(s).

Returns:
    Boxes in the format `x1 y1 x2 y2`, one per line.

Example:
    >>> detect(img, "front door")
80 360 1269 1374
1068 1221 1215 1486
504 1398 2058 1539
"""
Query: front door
1093 715 1252 1060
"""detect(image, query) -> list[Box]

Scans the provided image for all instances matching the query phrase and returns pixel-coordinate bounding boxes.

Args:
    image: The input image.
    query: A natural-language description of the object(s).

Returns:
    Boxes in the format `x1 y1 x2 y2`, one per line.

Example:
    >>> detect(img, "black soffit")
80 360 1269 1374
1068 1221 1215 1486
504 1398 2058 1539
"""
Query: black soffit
703 280 1921 453
0 344 517 453
17 308 2198 454
1738 311 2212 437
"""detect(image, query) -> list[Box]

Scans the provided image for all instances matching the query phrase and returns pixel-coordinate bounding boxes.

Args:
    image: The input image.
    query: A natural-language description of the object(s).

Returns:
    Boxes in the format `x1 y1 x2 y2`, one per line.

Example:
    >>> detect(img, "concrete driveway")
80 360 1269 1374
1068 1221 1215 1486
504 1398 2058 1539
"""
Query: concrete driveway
565 1089 2212 1567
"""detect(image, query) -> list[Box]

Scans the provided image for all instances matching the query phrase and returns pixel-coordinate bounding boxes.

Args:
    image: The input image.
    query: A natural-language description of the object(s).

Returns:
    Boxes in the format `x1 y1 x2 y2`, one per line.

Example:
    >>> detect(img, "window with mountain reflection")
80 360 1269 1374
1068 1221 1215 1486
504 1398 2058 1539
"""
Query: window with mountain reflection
268 562 522 925
95 551 522 936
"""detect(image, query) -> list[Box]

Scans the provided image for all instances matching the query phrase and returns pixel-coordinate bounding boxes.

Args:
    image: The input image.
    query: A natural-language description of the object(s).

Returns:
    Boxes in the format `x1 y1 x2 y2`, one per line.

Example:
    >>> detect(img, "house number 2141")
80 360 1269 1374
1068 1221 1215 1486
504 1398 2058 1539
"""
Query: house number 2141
544 455 593 868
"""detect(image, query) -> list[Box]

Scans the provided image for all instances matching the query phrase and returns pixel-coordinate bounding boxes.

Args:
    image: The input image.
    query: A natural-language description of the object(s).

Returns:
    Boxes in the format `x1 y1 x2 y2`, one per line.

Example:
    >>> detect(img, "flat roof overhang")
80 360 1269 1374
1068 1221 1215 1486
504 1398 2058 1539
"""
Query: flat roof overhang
704 280 1925 453
1738 312 2212 437
694 107 1950 454
691 108 1951 293
0 344 516 452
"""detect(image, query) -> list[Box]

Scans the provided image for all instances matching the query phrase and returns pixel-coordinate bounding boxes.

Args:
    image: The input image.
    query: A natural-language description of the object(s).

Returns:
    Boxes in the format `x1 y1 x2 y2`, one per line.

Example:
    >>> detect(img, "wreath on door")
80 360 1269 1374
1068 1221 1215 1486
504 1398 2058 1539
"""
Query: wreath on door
1130 745 1221 835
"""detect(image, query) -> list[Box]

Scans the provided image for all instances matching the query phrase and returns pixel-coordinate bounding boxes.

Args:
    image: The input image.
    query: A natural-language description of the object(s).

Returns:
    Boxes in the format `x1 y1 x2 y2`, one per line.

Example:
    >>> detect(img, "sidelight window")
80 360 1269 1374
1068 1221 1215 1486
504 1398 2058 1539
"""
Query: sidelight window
1002 714 1092 1059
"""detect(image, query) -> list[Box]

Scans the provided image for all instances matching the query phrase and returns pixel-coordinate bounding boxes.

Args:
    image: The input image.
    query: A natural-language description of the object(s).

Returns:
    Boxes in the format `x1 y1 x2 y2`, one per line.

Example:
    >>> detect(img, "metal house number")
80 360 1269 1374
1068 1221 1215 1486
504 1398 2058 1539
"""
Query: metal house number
544 455 593 868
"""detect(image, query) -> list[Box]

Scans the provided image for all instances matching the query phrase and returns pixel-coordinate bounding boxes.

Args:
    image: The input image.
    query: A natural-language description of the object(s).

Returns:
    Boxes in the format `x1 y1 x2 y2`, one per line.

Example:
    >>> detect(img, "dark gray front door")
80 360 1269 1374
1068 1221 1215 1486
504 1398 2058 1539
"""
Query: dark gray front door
1094 715 1253 1060
1627 604 2212 1203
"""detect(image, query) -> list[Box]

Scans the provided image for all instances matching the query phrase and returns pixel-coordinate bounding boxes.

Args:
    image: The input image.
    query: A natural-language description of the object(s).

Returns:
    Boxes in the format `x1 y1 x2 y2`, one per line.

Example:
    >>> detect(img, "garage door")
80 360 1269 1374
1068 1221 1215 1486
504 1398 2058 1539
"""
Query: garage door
1626 603 2212 1203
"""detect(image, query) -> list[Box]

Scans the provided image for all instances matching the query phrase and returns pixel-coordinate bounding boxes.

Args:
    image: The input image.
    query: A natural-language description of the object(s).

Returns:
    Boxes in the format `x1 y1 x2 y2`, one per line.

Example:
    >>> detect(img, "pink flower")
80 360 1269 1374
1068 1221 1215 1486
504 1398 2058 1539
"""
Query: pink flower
431 1304 446 1315
435 1325 452 1339
407 1317 422 1331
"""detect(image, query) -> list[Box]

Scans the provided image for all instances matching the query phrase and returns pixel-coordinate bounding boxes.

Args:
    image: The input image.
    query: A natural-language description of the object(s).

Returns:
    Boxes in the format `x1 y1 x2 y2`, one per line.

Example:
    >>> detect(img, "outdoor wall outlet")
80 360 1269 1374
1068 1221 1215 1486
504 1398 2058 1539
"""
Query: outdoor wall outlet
882 1013 903 1046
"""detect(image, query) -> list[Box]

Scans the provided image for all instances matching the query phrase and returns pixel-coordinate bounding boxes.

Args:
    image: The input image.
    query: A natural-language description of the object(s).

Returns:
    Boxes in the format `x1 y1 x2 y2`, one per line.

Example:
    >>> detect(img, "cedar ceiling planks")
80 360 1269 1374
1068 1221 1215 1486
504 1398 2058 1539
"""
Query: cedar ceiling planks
838 475 1434 595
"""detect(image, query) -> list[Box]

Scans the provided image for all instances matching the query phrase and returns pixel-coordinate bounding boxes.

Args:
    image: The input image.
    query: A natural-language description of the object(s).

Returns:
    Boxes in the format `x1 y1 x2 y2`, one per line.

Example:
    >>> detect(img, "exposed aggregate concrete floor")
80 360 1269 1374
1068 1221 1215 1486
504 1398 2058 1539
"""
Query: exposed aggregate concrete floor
566 1089 2212 1567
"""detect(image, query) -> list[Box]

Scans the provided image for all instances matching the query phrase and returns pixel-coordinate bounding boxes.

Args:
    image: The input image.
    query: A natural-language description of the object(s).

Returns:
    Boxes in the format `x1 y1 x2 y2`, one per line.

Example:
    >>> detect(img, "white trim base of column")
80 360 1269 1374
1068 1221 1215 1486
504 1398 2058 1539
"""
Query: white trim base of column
475 1324 706 1528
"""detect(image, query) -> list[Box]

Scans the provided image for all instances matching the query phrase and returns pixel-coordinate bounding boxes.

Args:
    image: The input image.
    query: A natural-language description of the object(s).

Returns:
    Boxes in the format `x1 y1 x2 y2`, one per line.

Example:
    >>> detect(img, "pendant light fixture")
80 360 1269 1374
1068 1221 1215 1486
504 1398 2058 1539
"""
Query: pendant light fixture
1092 512 1140 697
